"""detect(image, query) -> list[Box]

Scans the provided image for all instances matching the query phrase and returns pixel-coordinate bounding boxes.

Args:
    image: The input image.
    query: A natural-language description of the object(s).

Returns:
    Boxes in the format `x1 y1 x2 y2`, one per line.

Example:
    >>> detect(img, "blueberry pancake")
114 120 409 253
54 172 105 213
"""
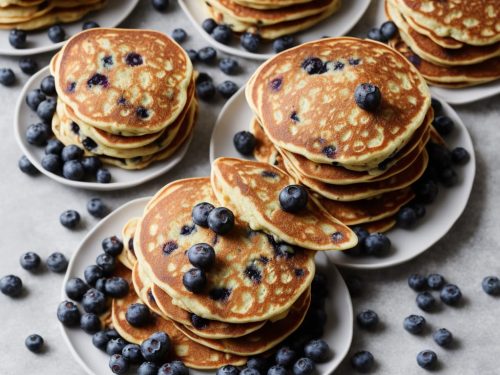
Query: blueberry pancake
117 217 140 271
360 215 397 234
232 0 314 9
250 117 284 168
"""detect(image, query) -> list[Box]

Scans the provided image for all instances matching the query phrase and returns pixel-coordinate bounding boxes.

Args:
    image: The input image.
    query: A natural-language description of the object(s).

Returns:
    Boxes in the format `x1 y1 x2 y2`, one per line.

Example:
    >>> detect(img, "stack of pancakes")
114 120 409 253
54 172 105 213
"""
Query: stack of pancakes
204 0 342 39
109 160 357 368
246 37 437 233
385 0 500 88
50 28 196 170
0 0 106 30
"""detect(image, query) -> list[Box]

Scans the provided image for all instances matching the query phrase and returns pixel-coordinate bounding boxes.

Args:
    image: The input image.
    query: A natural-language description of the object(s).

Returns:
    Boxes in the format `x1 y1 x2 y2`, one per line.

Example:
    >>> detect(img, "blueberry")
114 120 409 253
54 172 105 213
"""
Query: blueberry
414 179 438 204
102 236 123 256
431 98 442 115
140 336 170 362
46 252 68 273
279 185 308 213
428 143 452 170
81 157 102 175
416 350 437 370
84 265 104 286
95 278 107 293
416 291 435 311
207 207 235 234
40 75 56 96
151 0 169 12
440 284 462 305
0 275 23 297
292 357 315 375
212 25 233 45
240 32 261 52
427 274 445 290
82 21 100 30
9 29 27 49
26 122 51 146
47 25 65 43
451 147 470 166
302 57 325 75
96 168 112 183
158 361 189 375
216 365 240 375
63 160 85 180
20 251 41 271
356 309 379 329
304 339 330 363
367 27 387 42
196 80 216 101
396 206 417 229
363 233 391 257
267 365 287 375
439 167 458 187
19 57 39 75
343 227 369 256
57 300 81 327
92 331 111 351
482 276 500 296
355 83 381 111
403 314 426 334
87 198 108 218
37 98 56 122
380 21 397 40
82 288 107 314
192 202 215 227
411 203 426 218
104 277 129 298
233 131 256 156
126 303 151 327
202 18 217 34
183 268 206 293
96 253 116 276
45 139 64 155
25 334 44 353
109 354 129 374
106 329 121 340
0 68 16 86
273 35 295 53
150 331 170 345
26 90 46 113
350 351 374 372
240 368 260 375
138 362 159 375
107 338 128 356
196 72 213 84
408 274 427 291
188 243 216 270
41 154 62 174
433 328 453 347
246 357 268 372
59 209 80 229
432 115 454 136
197 46 217 64
172 28 187 43
187 49 198 62
61 145 84 161
80 312 102 334
219 58 239 75
218 80 238 99
275 346 296 367
122 343 142 363
65 278 89 301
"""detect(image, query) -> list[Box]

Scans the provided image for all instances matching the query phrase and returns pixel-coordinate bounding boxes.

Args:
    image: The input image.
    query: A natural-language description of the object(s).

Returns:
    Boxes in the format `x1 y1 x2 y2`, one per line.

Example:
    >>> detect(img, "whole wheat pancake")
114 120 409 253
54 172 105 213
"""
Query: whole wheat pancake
211 158 357 251
246 37 431 167
54 28 193 136
173 289 311 356
117 218 139 271
134 177 316 323
396 0 500 46
359 216 396 233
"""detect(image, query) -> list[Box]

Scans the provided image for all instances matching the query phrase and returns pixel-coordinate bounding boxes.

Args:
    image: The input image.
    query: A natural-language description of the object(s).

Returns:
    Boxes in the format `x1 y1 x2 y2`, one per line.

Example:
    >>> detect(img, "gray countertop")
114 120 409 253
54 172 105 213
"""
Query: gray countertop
0 1 499 374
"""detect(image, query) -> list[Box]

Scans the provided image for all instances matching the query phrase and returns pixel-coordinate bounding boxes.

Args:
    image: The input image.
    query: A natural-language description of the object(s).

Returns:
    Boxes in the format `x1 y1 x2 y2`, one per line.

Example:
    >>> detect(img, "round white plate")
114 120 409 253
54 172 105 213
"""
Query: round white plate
179 0 371 60
61 197 354 375
14 66 192 191
0 0 139 56
210 86 476 269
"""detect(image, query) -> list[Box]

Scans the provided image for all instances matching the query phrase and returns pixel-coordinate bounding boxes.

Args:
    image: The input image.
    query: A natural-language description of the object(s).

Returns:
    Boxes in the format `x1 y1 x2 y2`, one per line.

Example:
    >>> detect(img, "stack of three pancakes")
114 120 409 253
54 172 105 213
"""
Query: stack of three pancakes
50 28 197 170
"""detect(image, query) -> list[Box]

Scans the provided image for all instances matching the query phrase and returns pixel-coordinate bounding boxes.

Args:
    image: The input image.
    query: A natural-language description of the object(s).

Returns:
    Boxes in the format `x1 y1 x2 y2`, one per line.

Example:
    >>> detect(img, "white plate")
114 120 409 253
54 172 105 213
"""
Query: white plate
0 0 139 56
210 86 476 269
14 66 192 191
369 0 500 105
61 197 354 375
179 0 371 60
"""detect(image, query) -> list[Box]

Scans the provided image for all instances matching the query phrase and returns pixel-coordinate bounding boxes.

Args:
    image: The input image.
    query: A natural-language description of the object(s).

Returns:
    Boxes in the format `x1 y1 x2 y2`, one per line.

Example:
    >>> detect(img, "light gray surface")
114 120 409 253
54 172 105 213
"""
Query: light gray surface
0 1 498 374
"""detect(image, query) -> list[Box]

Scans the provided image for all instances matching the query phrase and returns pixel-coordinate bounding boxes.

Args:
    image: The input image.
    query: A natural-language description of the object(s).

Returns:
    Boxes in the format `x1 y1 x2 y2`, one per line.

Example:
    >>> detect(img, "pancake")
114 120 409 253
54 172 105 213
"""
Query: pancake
250 117 284 169
54 28 193 136
211 158 357 251
134 177 316 323
0 0 45 7
396 0 500 46
117 217 139 271
359 216 396 233
233 0 314 9
173 289 311 356
246 37 431 168
404 11 464 49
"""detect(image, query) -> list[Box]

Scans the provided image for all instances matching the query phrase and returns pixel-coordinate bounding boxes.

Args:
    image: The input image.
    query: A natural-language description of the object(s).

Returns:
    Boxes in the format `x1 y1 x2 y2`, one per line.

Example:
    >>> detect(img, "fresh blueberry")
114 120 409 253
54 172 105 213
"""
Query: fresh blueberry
84 265 104 286
350 351 374 372
275 346 296 367
267 365 286 375
82 21 100 30
355 83 381 111
293 357 315 375
451 147 470 166
45 139 64 155
367 27 387 42
240 32 261 52
48 25 65 43
207 207 235 234
150 331 170 346
197 46 217 64
431 98 442 115
87 198 108 218
411 203 426 218
106 329 121 340
246 357 267 372
0 275 23 297
363 232 391 257
240 368 260 375
126 303 151 327
186 49 198 62
408 274 427 291
356 309 379 329
19 57 39 75
95 278 107 293
107 338 128 356
439 167 458 187
26 89 46 111
80 312 102 334
196 72 213 84
96 168 112 183
440 284 462 305
414 179 439 204
57 301 81 327
105 277 129 298
212 25 233 45
59 209 80 229
301 57 325 75
183 268 206 293
81 157 102 175
172 28 187 43
138 362 159 375
96 253 116 276
151 0 169 12
279 185 308 213
344 227 369 256
482 276 500 296
9 29 27 49
122 343 142 363
0 68 16 86
417 350 437 370
432 116 454 136
46 252 68 273
92 331 111 351
61 145 84 161
102 236 123 256
25 334 44 353
41 154 62 174
273 35 295 53
218 80 238 99
19 252 41 271
65 278 89 301
82 288 107 314
403 314 426 334
202 18 217 34
63 160 85 180
416 291 435 311
158 361 189 375
304 339 331 363
26 122 51 146
396 206 417 229
427 274 445 290
233 131 256 156
40 75 56 96
216 365 240 375
196 80 216 101
433 328 453 347
188 243 216 270
37 97 56 122
192 202 215 227
140 336 170 362
428 143 452 170
380 21 397 40
109 354 129 374
219 58 239 75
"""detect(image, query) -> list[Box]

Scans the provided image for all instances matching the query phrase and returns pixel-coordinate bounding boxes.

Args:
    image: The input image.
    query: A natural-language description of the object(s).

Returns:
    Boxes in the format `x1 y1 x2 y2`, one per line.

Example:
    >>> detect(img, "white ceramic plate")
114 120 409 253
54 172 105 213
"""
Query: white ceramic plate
179 0 371 60
209 86 476 270
61 197 354 375
369 0 500 105
0 0 139 56
14 66 192 191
